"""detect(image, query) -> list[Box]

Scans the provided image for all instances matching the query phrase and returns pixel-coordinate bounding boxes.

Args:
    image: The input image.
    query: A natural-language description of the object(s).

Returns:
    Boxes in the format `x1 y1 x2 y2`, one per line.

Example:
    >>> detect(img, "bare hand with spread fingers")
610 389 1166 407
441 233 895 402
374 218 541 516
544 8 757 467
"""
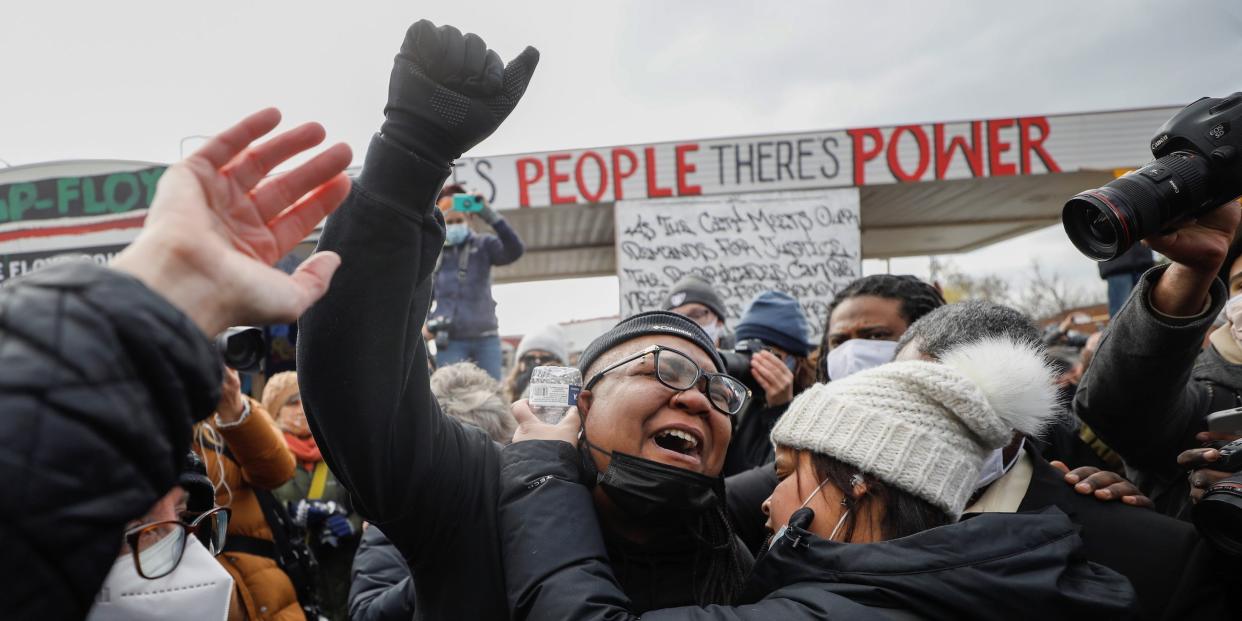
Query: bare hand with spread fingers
112 108 353 336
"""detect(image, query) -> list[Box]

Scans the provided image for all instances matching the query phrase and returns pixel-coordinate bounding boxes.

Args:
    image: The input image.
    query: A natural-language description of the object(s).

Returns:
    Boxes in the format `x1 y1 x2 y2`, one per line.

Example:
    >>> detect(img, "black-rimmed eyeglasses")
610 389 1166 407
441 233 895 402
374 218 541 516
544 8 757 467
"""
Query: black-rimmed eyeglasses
124 506 231 579
584 345 750 416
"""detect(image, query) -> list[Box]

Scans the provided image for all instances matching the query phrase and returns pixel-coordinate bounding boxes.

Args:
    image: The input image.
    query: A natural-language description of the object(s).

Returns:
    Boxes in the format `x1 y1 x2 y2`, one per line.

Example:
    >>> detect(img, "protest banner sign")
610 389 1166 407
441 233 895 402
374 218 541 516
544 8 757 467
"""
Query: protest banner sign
615 188 861 339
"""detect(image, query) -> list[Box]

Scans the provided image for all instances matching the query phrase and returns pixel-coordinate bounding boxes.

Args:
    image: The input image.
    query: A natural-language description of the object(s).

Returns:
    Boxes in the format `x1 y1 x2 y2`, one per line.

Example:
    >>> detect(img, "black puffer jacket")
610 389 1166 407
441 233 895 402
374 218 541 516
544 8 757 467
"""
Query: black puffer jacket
1074 264 1240 519
0 262 221 619
500 441 1138 621
349 525 416 621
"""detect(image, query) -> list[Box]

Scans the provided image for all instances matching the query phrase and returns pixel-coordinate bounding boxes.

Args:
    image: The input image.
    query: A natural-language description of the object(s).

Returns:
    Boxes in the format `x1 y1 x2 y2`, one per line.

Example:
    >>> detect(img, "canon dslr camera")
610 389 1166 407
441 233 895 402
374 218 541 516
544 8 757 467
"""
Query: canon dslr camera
1192 438 1242 556
718 338 769 405
1063 92 1242 260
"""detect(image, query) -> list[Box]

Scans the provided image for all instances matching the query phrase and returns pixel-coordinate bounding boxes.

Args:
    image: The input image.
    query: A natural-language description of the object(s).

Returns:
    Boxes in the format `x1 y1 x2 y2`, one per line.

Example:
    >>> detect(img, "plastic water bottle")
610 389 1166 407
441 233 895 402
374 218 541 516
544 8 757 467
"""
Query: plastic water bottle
527 366 583 424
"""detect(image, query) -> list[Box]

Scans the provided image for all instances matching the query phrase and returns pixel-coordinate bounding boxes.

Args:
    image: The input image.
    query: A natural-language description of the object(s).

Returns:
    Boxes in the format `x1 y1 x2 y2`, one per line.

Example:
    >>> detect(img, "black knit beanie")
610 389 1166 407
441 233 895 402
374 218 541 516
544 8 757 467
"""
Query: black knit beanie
578 310 725 375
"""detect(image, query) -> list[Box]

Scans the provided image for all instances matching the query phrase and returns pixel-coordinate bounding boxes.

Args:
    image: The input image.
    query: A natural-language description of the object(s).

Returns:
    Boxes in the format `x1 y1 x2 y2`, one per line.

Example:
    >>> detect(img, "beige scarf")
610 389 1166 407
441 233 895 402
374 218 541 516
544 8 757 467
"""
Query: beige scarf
1210 324 1242 365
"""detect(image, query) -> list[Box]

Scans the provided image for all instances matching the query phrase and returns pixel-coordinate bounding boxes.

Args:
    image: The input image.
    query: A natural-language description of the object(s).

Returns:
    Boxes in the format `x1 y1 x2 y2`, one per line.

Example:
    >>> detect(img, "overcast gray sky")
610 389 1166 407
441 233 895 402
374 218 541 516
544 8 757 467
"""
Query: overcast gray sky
5 1 1241 333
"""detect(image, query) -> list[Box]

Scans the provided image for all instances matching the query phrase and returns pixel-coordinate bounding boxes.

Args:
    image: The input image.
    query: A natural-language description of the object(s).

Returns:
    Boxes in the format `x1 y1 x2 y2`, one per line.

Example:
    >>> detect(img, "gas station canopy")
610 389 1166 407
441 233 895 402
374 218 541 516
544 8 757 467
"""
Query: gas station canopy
0 106 1178 283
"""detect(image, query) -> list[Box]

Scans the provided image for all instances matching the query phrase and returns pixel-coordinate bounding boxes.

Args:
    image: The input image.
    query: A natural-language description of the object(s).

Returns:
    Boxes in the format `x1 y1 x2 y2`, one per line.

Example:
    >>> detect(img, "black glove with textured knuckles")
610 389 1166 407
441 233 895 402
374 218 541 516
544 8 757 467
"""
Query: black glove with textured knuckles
381 19 540 165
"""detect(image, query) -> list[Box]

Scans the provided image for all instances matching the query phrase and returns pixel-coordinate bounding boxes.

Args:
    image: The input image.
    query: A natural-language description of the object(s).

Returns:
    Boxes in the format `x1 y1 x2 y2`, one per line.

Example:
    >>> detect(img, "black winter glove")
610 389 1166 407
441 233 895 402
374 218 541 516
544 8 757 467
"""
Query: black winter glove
381 19 540 165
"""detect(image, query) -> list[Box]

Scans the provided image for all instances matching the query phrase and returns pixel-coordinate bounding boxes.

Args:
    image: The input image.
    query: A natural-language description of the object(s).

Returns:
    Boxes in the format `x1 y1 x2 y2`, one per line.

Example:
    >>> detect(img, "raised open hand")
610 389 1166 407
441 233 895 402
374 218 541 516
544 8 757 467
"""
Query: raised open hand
381 19 540 163
112 108 352 336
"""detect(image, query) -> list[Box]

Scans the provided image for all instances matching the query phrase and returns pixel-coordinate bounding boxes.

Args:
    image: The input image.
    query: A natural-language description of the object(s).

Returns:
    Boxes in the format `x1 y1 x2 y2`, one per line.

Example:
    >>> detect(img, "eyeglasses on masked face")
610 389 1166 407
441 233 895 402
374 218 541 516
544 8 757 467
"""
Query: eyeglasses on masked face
521 352 562 367
584 345 749 416
124 506 231 579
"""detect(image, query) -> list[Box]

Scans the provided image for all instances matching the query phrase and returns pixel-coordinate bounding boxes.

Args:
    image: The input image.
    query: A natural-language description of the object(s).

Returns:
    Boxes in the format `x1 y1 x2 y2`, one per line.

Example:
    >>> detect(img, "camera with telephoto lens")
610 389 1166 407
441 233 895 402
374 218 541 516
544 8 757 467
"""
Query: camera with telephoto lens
426 316 453 348
718 338 767 405
215 326 265 373
1062 92 1242 261
1192 438 1242 555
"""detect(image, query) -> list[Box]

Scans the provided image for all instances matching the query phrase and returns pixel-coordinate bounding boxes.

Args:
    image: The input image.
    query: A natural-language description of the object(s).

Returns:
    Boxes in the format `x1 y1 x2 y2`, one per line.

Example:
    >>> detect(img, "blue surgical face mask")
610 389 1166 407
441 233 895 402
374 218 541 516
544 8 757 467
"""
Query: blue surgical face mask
444 223 470 246
826 339 899 381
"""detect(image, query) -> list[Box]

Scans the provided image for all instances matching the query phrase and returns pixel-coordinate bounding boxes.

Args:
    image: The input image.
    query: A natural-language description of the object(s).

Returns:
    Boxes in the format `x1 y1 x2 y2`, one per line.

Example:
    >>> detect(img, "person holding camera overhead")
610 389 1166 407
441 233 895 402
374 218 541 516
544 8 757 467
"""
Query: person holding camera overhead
422 183 525 379
1074 200 1242 521
722 291 816 476
193 367 304 620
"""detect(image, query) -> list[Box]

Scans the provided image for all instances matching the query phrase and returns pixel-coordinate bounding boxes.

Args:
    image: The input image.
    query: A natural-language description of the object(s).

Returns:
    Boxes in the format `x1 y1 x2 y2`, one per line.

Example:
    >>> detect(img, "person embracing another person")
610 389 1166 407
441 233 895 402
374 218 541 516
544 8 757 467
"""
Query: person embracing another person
498 335 1137 620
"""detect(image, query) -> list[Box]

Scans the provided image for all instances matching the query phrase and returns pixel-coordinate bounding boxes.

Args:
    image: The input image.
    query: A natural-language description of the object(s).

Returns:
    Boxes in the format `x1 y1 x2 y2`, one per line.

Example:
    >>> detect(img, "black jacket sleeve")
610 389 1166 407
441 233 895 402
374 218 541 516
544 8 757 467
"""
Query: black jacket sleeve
348 525 416 621
0 262 221 619
1074 265 1224 475
297 135 508 617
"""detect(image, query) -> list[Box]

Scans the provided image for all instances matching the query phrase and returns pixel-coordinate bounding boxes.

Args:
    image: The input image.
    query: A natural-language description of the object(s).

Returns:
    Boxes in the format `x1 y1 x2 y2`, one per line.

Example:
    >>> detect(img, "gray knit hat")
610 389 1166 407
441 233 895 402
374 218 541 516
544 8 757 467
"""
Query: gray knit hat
577 311 724 375
516 324 569 364
664 275 728 322
770 337 1058 518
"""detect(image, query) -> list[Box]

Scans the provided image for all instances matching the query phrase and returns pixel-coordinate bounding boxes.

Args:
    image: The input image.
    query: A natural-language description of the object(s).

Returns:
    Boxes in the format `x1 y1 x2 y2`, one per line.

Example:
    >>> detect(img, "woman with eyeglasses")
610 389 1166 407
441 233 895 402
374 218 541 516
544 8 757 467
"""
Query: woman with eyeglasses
499 336 1137 620
194 367 303 621
503 324 570 403
86 455 234 620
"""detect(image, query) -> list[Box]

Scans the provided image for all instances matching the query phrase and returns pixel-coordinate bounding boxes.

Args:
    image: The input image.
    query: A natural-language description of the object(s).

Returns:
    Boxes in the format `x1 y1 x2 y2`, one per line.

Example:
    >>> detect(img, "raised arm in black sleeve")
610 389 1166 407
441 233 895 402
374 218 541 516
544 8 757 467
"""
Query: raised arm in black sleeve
297 19 539 619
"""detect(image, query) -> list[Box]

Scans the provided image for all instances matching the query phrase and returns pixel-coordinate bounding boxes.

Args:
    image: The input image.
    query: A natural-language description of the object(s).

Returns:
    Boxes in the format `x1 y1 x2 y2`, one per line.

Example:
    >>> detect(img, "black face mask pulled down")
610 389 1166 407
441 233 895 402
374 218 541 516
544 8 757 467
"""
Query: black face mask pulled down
593 449 726 522
580 439 746 606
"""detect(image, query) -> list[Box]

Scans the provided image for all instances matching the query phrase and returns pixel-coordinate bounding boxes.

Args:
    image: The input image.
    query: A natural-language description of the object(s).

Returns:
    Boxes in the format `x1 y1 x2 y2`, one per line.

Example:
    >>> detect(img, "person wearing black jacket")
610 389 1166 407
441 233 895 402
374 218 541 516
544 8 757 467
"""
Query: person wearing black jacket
897 299 1229 620
0 108 353 619
298 20 757 619
348 526 417 621
497 337 1136 620
1074 201 1242 519
723 291 815 476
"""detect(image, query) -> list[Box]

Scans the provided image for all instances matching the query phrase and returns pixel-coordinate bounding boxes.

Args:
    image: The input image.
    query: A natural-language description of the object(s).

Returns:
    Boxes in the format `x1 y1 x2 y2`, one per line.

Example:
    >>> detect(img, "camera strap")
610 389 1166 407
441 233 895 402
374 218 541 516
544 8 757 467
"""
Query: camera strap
433 242 473 286
456 241 471 285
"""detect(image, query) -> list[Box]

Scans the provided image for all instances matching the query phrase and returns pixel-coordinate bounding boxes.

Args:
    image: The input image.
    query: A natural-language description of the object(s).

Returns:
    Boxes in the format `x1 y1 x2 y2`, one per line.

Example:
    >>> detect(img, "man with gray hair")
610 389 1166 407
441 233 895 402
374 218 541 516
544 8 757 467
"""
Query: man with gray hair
895 299 1224 620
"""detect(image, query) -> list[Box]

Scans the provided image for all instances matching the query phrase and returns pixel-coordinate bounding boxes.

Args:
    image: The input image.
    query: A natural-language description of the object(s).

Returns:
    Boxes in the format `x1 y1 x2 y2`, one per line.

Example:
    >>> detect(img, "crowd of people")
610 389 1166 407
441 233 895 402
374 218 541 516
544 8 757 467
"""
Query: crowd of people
3 17 1242 621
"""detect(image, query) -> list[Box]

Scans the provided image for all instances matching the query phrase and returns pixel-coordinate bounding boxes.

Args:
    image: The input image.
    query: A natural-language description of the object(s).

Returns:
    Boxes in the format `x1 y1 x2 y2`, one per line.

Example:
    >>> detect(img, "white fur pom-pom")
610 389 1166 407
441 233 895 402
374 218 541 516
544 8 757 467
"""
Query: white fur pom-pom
938 337 1061 439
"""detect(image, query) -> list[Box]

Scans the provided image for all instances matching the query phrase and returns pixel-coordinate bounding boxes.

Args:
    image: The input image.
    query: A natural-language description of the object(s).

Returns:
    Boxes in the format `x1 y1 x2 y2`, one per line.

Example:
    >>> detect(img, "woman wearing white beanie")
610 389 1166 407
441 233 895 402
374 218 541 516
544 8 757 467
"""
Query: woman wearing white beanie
497 336 1138 620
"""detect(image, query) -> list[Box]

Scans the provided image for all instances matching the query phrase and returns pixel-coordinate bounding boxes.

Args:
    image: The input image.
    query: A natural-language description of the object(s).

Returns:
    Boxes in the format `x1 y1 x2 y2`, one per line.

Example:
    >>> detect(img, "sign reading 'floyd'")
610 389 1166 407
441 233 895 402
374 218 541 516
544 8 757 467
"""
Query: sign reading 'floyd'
0 168 165 224
0 166 165 280
614 188 861 341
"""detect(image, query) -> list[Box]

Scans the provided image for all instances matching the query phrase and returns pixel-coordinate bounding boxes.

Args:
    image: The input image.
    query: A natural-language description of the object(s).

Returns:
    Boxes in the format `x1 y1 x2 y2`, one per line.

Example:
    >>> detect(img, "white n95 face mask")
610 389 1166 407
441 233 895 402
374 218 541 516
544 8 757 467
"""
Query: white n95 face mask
700 321 723 345
826 339 899 381
87 537 233 621
1225 293 1242 347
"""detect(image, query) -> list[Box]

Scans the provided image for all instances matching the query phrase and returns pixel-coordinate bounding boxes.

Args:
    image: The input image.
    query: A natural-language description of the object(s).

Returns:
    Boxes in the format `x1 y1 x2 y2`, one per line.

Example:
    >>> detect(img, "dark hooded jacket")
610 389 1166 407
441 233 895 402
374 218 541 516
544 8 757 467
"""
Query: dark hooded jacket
499 440 1137 621
1074 264 1242 519
348 525 417 621
0 262 221 619
299 135 749 620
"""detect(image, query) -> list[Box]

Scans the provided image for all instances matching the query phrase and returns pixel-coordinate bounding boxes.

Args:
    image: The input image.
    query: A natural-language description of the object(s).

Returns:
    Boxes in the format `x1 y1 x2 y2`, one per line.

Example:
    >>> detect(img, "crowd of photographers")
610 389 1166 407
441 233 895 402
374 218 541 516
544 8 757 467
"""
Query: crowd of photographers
3 16 1242 621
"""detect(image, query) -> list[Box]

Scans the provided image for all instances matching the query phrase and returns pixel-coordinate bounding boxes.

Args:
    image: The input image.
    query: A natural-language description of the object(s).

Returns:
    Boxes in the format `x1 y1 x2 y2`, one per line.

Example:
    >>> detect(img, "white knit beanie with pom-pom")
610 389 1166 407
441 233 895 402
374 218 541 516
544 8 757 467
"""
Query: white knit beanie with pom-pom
769 336 1058 519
